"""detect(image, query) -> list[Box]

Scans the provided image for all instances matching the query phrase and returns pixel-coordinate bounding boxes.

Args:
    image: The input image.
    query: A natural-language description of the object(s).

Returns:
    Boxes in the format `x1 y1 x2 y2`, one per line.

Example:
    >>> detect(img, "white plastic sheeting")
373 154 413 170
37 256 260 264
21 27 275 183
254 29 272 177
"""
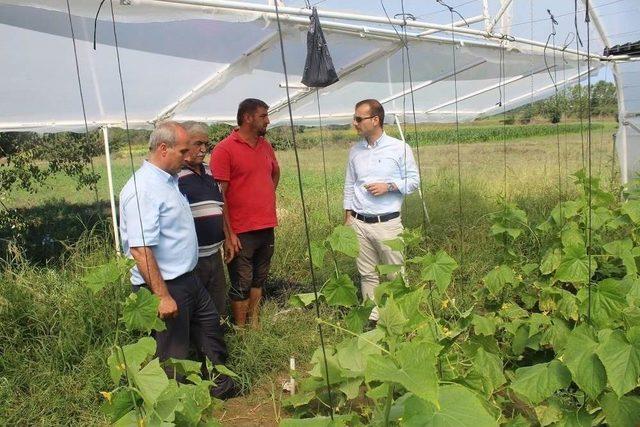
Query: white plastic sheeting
0 0 637 178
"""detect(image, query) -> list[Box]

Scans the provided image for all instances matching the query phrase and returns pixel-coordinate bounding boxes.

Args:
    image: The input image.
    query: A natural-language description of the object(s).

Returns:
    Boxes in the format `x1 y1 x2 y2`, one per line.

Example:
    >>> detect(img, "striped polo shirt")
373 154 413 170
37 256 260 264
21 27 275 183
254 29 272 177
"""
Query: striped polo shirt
178 164 225 257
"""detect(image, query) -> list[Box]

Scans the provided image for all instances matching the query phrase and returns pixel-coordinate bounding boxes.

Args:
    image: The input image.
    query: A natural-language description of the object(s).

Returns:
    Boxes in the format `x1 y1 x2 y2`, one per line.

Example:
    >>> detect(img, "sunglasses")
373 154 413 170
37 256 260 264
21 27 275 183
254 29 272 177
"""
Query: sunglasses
353 115 376 123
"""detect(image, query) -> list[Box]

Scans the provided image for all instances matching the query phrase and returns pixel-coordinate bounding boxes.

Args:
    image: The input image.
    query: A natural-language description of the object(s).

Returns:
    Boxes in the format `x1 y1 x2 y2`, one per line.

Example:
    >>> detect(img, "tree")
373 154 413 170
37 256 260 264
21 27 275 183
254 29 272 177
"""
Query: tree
591 81 617 116
0 131 102 194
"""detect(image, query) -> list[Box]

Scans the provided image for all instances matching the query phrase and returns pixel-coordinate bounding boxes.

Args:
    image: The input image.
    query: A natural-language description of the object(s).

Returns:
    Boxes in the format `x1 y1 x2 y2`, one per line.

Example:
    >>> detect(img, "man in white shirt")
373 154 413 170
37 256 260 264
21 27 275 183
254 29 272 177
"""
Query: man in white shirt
343 99 420 322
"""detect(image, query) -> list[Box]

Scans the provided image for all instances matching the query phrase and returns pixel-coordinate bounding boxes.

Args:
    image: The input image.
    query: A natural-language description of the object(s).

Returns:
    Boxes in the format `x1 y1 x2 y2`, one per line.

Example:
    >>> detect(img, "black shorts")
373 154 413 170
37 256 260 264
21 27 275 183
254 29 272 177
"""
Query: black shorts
227 228 275 301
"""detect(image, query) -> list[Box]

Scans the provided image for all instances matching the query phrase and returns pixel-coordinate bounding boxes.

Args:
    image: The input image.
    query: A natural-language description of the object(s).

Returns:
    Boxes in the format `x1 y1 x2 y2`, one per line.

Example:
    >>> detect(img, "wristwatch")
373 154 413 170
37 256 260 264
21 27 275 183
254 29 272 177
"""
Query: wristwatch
387 183 395 193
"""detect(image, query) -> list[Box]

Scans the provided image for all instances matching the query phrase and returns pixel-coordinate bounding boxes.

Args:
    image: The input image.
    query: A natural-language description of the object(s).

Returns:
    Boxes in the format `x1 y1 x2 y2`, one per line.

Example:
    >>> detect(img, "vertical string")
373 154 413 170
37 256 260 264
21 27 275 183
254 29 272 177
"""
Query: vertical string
552 20 564 223
544 10 564 224
585 1 593 325
499 44 508 201
597 65 610 178
530 0 534 108
498 41 509 258
107 0 150 422
433 0 465 265
273 2 335 418
380 1 429 229
561 40 571 194
574 0 586 169
450 9 464 267
401 2 430 228
65 0 100 204
315 90 332 224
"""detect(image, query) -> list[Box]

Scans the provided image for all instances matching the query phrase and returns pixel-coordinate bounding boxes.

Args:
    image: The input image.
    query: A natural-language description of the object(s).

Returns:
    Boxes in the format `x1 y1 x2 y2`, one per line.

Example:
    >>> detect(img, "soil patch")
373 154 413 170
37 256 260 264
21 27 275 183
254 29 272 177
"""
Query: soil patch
215 371 291 426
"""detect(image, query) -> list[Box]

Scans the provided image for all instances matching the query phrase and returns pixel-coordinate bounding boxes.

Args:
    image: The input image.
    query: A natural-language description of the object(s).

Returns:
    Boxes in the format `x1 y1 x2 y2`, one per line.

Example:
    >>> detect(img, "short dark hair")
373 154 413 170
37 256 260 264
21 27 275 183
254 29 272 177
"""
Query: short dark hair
237 98 269 126
355 99 385 128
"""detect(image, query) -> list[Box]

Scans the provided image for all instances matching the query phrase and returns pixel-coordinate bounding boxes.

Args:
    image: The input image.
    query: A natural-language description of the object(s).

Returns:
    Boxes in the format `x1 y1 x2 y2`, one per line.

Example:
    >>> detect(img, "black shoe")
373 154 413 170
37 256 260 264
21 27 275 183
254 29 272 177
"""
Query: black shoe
211 374 243 400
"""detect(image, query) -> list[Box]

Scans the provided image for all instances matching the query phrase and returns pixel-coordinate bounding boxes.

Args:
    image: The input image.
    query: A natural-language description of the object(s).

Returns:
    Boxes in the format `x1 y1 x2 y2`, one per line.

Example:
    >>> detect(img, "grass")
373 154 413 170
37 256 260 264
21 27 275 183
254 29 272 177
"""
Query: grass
0 231 119 425
291 119 613 149
0 121 619 424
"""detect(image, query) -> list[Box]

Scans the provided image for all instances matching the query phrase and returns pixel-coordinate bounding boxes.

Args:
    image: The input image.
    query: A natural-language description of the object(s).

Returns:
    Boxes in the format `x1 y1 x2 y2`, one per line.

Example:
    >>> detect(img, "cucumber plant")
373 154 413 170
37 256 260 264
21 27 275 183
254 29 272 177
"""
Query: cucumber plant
283 172 640 426
82 257 234 426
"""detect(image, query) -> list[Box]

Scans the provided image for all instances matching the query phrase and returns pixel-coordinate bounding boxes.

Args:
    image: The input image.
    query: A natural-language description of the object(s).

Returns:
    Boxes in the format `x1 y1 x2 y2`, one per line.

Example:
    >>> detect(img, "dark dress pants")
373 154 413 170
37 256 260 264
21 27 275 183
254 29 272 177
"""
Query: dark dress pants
193 251 228 319
141 272 238 398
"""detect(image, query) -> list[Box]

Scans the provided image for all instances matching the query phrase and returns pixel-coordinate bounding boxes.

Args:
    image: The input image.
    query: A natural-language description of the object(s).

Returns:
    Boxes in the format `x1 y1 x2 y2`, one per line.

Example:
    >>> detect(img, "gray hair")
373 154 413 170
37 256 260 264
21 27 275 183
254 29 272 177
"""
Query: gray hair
149 121 184 151
181 121 209 137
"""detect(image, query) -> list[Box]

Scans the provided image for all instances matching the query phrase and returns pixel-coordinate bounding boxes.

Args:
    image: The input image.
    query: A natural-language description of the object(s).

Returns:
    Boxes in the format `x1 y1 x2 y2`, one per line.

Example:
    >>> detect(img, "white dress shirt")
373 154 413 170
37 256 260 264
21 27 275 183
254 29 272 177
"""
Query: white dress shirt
343 132 420 216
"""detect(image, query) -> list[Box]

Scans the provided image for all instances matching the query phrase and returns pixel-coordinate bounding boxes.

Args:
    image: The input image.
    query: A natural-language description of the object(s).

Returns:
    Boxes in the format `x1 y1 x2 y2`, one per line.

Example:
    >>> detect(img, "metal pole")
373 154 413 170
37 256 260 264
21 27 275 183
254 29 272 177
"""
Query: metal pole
487 0 514 33
482 0 490 32
579 0 628 184
102 126 121 254
142 0 606 60
418 15 485 37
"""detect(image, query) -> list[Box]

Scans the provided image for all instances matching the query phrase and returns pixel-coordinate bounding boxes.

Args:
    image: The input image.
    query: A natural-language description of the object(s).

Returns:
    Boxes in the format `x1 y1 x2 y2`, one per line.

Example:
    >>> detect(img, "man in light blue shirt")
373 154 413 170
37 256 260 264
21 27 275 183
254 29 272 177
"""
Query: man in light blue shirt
119 121 238 398
343 99 420 322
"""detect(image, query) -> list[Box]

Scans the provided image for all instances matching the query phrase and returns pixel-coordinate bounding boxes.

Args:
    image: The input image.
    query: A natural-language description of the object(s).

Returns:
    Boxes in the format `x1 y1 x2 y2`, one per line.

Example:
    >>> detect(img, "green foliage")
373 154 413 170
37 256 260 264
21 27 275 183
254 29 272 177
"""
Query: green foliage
82 257 134 294
0 234 127 425
400 384 497 426
0 131 102 193
207 123 234 145
81 257 229 425
323 274 359 307
326 226 359 258
510 360 572 404
409 250 458 293
403 122 607 145
121 287 167 333
560 325 606 399
292 224 361 309
510 81 618 122
283 173 640 426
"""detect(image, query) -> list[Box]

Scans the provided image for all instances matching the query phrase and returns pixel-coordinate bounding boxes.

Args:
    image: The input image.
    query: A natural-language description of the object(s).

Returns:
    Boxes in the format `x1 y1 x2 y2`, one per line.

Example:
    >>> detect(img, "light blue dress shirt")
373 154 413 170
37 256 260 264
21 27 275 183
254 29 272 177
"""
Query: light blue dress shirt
119 161 198 285
343 132 420 215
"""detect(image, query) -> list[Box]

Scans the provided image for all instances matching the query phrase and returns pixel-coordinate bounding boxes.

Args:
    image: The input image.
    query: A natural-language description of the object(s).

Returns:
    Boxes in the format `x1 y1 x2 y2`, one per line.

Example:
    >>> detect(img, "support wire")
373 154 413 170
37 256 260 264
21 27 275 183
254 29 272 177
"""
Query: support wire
585 0 593 324
273 2 335 418
65 0 100 204
402 5 430 227
544 10 564 224
574 0 587 169
439 0 466 267
380 0 430 229
315 89 332 224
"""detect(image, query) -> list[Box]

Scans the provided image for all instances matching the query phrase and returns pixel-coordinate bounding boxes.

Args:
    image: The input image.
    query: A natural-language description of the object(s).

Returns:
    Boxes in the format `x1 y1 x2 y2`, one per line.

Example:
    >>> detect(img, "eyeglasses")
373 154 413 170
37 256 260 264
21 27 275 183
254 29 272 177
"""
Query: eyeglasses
353 115 376 123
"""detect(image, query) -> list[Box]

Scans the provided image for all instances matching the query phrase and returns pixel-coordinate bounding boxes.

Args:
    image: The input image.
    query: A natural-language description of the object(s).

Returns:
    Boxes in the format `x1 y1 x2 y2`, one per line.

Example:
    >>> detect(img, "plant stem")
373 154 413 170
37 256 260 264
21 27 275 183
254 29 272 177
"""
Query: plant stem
383 384 395 427
316 318 390 354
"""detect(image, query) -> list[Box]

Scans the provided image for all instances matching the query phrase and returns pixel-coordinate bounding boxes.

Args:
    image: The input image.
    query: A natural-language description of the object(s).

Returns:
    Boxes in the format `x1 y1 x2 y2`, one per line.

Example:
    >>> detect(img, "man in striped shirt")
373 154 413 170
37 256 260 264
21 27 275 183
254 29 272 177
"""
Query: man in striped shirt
178 121 231 320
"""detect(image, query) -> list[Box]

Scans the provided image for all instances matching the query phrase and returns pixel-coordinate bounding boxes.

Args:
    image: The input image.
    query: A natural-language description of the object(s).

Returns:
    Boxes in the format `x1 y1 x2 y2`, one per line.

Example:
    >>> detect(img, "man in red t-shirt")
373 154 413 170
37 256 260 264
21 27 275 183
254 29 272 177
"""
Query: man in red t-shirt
211 98 280 328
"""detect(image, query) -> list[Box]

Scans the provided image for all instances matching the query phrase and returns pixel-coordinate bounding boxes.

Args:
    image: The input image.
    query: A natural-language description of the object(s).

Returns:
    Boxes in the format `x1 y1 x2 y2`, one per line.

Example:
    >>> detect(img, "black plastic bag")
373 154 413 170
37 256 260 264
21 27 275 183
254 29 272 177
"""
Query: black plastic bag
301 7 339 88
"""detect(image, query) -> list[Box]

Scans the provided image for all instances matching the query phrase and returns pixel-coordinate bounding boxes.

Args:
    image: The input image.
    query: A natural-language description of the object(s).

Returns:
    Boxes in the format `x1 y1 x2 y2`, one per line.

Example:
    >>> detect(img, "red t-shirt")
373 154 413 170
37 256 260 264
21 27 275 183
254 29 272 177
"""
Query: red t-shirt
211 130 279 234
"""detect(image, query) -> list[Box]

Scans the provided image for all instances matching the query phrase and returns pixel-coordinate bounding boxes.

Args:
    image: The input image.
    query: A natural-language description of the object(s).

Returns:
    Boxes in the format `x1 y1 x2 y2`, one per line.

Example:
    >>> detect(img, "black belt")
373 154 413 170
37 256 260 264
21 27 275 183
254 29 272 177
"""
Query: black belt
134 270 195 291
350 211 400 223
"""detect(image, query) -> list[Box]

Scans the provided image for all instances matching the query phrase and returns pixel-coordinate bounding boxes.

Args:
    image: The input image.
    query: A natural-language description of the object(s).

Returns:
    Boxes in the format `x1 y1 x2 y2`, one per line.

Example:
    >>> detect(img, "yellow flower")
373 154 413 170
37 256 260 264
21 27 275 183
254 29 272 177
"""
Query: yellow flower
99 391 112 403
441 299 450 309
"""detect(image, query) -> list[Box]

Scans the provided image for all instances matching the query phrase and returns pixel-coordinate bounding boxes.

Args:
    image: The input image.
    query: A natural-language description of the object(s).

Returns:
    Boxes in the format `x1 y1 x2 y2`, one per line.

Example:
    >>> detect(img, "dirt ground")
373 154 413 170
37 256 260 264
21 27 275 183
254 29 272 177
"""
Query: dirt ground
215 372 291 426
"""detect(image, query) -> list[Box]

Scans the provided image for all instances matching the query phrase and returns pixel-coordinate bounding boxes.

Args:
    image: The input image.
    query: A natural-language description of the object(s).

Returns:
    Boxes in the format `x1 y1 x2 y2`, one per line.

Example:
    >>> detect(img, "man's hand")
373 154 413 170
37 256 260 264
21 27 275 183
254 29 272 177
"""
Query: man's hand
226 232 242 262
364 182 390 196
344 210 353 225
158 295 179 319
223 240 235 263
